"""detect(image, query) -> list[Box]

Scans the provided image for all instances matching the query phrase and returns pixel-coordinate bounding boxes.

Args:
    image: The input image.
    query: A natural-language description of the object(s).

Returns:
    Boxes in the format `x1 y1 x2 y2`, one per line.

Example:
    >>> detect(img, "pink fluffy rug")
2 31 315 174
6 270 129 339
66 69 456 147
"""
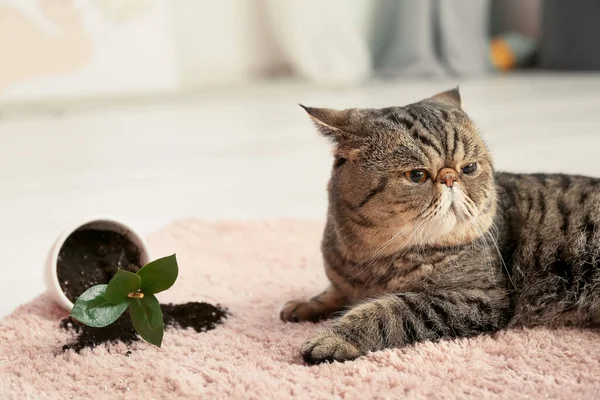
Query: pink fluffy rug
2 220 600 399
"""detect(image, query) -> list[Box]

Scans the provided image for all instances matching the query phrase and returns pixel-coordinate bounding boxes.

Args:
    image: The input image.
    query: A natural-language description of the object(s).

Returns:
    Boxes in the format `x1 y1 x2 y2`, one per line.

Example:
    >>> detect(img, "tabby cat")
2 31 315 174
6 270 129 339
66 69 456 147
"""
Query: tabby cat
280 88 600 364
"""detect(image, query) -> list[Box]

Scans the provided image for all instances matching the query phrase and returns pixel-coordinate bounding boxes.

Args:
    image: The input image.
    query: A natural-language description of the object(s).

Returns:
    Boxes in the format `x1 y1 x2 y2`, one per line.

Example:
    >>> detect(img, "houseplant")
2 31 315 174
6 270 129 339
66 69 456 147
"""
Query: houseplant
69 254 178 347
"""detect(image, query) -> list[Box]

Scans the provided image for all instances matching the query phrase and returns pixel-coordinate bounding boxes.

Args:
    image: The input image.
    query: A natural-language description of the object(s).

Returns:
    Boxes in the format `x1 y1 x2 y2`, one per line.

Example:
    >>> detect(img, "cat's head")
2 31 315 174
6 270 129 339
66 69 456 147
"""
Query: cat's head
304 88 496 254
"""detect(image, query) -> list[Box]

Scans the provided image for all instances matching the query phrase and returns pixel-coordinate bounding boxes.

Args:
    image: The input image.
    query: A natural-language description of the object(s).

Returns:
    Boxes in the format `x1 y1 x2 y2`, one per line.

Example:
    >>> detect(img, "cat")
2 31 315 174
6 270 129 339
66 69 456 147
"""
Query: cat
280 88 600 364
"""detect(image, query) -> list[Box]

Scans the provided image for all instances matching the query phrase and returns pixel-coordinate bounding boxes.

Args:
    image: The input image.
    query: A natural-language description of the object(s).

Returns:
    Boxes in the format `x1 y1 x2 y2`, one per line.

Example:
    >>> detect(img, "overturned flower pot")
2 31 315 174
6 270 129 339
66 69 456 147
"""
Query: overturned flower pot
45 216 152 311
46 217 227 352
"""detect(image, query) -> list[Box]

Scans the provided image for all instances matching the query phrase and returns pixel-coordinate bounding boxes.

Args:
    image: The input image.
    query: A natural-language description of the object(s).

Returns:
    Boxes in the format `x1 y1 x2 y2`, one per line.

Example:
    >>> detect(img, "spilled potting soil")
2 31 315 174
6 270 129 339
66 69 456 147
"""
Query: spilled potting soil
60 302 228 353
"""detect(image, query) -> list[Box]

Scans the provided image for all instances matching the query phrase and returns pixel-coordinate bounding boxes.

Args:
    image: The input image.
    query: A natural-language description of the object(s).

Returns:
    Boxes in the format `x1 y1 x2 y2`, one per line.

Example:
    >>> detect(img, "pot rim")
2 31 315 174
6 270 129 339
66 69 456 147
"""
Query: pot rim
46 216 152 311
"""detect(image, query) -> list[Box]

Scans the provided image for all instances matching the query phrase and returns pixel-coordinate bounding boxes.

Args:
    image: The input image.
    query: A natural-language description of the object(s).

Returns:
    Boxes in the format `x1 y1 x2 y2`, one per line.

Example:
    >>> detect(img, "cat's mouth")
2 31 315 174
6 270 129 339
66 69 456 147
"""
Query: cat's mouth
421 186 476 244
450 202 462 217
443 187 471 222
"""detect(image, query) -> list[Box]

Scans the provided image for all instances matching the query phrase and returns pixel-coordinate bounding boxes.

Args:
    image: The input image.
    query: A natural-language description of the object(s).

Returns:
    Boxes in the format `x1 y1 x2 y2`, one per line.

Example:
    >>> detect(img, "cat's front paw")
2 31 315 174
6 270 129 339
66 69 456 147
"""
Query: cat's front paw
280 299 329 323
300 330 362 364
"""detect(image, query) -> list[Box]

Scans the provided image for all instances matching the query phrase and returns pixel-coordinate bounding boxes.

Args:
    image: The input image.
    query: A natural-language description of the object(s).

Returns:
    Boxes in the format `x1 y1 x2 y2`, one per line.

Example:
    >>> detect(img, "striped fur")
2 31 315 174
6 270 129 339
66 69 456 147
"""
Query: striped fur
280 88 600 364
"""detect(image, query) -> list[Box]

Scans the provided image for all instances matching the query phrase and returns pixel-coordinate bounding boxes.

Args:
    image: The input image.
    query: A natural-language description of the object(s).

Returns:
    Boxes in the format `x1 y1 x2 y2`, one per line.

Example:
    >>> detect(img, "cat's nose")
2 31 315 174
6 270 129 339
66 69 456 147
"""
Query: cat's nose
436 168 459 188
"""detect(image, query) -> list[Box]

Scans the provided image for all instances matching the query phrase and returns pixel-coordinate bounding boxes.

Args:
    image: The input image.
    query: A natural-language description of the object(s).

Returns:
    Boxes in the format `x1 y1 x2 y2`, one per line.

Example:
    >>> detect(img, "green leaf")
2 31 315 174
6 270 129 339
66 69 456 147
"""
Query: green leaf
105 269 141 304
128 294 164 347
70 285 128 328
136 254 178 294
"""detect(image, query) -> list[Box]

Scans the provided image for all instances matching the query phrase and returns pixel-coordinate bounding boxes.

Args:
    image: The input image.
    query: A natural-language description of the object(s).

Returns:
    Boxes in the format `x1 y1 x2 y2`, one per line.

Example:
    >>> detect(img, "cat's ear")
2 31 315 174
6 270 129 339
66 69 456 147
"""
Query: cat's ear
428 86 462 108
299 105 352 141
300 105 360 161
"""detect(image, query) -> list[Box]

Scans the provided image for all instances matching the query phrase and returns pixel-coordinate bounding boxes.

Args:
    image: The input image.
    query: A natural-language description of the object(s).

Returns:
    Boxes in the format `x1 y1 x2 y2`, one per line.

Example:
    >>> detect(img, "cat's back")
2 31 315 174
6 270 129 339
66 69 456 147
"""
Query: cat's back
495 171 600 218
494 172 600 326
495 171 600 247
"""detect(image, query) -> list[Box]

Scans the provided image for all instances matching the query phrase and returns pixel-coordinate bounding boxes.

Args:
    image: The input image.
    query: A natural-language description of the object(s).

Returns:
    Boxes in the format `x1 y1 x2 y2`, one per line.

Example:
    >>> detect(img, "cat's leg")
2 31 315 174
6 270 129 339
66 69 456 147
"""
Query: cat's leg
300 290 510 363
280 285 349 323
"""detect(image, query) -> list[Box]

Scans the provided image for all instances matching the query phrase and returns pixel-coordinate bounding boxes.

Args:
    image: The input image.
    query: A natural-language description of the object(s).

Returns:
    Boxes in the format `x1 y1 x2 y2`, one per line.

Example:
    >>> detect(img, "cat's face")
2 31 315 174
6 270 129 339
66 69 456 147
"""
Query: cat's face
305 88 496 253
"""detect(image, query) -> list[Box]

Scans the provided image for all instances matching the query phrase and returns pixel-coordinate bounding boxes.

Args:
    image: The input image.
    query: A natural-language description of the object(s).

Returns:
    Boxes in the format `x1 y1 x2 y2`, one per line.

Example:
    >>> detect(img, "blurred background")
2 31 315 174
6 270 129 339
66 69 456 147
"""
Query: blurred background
2 0 600 316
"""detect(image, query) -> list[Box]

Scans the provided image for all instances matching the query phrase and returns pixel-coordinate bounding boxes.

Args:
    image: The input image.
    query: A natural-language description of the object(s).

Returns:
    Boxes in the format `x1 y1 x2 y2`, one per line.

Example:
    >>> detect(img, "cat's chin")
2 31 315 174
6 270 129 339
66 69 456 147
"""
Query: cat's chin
418 188 482 246
422 213 459 243
418 208 485 248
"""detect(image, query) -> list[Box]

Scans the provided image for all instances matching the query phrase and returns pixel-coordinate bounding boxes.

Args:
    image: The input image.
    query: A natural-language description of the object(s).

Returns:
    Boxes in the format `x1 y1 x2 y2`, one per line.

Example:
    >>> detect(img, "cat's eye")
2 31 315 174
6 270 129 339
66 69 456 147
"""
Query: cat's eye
462 163 478 175
334 156 347 168
404 169 429 184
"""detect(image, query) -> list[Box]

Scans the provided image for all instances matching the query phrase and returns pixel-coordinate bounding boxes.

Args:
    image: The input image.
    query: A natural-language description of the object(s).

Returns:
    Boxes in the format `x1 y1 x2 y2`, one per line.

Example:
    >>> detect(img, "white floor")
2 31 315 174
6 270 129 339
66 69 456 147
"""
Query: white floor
2 73 600 318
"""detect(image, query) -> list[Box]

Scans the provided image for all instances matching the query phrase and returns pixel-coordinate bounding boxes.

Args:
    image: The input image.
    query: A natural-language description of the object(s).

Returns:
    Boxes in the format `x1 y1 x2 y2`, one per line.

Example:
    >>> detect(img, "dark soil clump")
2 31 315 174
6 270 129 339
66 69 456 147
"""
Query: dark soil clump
57 228 142 303
162 302 227 332
60 313 139 353
60 302 228 353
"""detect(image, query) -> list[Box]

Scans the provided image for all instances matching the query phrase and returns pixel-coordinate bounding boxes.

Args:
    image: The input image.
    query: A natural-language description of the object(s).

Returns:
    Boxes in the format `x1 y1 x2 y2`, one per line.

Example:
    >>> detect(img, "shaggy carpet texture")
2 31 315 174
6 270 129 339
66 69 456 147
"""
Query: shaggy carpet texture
1 220 600 399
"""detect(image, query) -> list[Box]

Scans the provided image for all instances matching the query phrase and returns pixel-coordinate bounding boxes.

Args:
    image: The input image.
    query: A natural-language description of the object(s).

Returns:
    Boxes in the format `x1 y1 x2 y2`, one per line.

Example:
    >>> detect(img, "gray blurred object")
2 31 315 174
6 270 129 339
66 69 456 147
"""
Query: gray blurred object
438 0 490 75
370 0 445 77
490 0 541 38
539 0 600 70
263 0 371 86
370 0 491 77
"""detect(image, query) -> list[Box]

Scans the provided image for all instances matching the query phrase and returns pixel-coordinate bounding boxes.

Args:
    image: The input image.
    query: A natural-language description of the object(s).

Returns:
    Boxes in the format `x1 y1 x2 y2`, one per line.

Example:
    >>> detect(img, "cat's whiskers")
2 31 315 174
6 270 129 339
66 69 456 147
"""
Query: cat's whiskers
352 215 433 283
459 192 504 287
320 211 399 255
438 190 499 288
470 214 499 287
365 217 432 285
477 218 515 289
380 196 467 280
356 196 445 266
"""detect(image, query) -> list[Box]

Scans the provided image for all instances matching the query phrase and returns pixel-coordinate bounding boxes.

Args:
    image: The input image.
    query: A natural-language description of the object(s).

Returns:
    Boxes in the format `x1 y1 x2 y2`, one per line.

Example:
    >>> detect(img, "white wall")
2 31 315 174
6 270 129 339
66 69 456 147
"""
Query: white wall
170 0 287 88
0 0 376 104
0 0 178 102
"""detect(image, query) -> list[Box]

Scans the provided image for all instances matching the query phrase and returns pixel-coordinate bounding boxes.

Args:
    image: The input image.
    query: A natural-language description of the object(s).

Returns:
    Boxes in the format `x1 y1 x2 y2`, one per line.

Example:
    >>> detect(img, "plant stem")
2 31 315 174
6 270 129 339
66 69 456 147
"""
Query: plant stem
128 292 144 299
